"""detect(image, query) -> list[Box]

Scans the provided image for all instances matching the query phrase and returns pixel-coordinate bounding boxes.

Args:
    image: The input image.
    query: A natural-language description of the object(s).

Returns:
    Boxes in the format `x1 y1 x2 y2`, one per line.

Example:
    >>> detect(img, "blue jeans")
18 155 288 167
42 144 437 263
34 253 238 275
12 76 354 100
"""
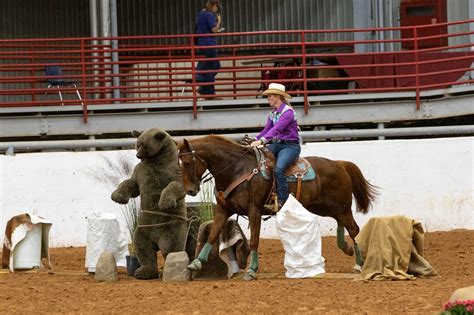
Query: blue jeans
196 47 221 95
267 142 301 203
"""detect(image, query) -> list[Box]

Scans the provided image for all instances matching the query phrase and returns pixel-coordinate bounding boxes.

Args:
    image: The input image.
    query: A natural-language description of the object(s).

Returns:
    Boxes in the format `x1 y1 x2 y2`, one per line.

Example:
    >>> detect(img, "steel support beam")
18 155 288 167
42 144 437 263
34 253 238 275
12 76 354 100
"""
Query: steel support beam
1 94 473 138
1 125 473 154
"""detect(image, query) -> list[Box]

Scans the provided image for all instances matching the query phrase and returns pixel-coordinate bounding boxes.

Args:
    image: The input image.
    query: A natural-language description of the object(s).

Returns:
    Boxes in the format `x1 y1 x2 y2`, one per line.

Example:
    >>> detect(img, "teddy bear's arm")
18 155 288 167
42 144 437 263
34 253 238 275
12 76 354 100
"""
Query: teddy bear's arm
158 180 186 210
111 178 140 204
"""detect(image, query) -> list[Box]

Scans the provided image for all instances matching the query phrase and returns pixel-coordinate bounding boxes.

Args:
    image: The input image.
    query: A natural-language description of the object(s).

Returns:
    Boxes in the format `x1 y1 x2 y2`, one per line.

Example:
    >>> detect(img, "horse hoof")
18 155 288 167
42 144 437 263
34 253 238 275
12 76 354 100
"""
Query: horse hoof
187 259 202 271
353 264 362 273
242 269 257 281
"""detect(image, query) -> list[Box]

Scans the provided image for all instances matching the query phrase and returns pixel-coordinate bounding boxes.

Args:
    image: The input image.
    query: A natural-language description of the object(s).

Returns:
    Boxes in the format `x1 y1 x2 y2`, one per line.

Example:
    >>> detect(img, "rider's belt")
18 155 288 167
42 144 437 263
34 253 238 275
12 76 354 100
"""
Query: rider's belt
274 139 299 144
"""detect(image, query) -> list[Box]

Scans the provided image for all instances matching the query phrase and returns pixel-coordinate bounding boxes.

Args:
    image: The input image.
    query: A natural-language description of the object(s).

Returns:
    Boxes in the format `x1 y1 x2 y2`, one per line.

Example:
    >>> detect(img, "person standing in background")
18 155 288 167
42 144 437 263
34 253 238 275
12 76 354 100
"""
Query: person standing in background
195 0 222 97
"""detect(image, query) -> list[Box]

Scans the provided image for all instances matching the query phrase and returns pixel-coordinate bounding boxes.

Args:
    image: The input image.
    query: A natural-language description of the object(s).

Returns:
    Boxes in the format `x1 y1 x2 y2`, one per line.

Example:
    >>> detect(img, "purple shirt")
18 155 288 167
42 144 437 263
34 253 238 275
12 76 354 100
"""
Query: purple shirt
256 103 299 143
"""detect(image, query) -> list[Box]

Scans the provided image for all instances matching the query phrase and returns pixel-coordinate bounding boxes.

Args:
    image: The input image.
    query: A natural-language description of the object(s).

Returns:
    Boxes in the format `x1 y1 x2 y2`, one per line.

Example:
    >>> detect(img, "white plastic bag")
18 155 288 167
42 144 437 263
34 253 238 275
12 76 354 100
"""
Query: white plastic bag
276 194 325 278
85 212 129 272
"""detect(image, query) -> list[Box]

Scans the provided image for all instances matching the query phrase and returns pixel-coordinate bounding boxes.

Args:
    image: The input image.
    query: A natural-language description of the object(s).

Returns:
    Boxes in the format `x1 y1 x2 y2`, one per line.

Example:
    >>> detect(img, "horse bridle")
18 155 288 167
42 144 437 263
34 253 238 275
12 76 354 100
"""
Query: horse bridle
178 142 210 186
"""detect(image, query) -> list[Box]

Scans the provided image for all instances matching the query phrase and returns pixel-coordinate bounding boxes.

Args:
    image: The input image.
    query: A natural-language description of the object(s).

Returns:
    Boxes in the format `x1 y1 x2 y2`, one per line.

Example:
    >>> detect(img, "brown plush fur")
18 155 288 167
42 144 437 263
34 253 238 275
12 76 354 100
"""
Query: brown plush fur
111 128 191 280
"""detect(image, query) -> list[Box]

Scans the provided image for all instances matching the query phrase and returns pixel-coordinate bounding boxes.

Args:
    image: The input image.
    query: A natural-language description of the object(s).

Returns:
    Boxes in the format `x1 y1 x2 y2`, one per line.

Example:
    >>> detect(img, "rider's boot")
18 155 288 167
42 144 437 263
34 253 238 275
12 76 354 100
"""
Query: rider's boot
263 201 283 213
264 194 281 213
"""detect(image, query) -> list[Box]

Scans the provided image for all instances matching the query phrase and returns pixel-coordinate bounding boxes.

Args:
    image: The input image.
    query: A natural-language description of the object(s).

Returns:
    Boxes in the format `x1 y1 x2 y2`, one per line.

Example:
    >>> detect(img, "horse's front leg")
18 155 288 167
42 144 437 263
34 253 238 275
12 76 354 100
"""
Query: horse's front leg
187 204 229 271
242 204 261 281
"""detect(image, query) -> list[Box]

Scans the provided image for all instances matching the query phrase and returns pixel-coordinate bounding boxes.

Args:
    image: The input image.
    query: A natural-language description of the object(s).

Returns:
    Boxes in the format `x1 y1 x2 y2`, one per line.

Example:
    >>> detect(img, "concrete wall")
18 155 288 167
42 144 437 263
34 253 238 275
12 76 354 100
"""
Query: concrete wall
1 137 472 247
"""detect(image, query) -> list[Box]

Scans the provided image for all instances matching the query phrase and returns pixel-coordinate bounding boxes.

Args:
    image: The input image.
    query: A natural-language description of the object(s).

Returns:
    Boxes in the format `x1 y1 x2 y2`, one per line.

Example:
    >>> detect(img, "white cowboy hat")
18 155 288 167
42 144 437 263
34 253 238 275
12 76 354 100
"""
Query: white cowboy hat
262 83 292 99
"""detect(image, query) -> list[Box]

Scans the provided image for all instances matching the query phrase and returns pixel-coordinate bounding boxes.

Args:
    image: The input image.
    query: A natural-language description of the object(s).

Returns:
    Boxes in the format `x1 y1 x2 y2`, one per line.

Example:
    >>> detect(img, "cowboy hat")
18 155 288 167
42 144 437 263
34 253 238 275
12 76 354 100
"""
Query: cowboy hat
262 83 292 99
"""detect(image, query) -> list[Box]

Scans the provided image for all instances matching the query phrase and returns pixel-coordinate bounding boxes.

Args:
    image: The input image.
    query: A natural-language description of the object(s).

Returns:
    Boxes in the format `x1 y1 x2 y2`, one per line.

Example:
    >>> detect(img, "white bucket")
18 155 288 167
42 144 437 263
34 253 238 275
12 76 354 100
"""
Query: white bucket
13 224 42 270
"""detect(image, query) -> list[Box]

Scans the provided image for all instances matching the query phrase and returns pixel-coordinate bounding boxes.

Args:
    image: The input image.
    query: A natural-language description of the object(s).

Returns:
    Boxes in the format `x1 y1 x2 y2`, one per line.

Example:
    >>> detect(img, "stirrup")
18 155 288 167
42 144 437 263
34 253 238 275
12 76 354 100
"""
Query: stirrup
263 202 280 213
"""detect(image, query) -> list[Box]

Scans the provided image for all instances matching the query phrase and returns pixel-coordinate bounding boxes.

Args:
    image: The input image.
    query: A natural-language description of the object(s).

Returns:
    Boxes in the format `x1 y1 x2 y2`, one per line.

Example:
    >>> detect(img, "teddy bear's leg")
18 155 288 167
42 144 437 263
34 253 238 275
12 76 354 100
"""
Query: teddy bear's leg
134 228 160 280
157 223 187 260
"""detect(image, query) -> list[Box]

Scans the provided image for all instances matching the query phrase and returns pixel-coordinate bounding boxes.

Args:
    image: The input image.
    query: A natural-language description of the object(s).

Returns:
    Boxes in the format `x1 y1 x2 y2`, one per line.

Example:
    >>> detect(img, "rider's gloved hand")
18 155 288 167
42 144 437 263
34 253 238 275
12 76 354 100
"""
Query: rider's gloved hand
250 139 264 147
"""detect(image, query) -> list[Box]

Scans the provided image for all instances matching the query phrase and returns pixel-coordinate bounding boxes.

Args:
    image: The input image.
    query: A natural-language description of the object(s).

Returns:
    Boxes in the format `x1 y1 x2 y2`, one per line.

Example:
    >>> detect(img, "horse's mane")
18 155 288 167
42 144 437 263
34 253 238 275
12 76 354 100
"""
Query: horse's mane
192 135 259 171
194 135 255 160
203 135 240 148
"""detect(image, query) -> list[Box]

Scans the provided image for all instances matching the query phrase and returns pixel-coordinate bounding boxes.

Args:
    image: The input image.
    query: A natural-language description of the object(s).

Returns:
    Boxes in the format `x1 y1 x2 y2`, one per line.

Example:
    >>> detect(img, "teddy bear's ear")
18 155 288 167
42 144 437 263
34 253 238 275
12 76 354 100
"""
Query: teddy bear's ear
131 130 142 138
154 131 166 141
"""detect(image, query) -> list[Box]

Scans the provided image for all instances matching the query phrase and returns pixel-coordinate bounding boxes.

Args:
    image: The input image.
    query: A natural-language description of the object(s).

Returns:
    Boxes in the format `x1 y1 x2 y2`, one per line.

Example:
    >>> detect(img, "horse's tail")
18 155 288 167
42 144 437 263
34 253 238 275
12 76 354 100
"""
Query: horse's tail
341 161 379 214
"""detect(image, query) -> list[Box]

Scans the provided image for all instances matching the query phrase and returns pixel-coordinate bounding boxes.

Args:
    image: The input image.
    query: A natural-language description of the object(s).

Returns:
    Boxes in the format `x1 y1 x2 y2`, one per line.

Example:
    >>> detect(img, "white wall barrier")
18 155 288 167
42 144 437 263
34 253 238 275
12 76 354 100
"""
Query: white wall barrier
1 137 472 247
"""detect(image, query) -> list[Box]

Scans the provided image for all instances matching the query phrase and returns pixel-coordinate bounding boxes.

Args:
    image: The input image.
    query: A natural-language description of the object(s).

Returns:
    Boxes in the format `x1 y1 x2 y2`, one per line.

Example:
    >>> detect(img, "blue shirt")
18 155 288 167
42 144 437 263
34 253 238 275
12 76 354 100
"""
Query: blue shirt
196 9 218 46
256 103 299 143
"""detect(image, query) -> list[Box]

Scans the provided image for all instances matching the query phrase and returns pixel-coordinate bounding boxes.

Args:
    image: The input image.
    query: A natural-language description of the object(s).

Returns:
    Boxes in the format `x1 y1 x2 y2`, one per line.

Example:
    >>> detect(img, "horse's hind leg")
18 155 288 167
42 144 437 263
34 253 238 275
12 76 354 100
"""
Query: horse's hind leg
338 211 364 269
336 223 354 257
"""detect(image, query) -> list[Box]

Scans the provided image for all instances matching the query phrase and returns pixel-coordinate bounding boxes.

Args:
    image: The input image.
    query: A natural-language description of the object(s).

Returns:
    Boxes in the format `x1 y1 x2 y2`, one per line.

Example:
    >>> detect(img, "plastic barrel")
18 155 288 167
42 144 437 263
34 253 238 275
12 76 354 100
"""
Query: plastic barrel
13 224 42 270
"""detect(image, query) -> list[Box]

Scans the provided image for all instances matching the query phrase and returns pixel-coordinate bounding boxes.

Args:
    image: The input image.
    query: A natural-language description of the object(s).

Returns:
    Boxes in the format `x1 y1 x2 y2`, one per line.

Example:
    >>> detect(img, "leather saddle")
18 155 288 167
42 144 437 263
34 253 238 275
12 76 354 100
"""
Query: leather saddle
215 147 316 206
258 149 316 182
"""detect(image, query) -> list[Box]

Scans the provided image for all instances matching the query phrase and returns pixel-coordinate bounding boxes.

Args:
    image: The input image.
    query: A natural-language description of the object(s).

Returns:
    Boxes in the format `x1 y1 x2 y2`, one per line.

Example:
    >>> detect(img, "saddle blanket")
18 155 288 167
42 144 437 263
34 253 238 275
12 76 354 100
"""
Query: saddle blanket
260 161 316 182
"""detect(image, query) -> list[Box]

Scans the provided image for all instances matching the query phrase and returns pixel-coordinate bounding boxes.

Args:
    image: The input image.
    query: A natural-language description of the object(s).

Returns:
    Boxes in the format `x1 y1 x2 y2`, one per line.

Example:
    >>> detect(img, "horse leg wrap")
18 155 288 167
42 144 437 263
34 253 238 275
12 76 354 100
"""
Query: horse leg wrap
187 243 212 271
242 250 259 281
354 243 364 267
336 227 347 250
249 250 259 272
197 242 212 263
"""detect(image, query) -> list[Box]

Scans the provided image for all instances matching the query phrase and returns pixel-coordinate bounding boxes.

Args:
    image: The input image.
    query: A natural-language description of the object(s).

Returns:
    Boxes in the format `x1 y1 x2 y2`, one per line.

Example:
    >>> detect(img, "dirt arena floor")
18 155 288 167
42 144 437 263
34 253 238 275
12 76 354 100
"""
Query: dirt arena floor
1 229 472 314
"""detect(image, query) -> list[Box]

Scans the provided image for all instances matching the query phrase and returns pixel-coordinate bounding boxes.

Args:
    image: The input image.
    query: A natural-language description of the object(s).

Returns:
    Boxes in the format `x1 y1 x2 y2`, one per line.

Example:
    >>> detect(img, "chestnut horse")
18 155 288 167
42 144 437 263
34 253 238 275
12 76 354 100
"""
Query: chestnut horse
178 135 378 280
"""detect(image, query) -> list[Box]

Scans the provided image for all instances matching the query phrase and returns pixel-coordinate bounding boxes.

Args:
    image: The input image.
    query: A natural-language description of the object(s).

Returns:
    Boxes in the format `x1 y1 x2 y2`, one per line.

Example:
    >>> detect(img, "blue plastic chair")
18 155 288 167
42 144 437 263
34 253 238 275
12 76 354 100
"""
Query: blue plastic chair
45 65 83 106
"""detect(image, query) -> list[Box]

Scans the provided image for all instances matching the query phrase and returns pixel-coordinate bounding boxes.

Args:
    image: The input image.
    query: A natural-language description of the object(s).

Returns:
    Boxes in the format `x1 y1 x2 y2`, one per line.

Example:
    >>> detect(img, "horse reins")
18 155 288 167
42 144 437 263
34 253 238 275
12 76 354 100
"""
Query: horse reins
179 141 278 214
178 141 256 186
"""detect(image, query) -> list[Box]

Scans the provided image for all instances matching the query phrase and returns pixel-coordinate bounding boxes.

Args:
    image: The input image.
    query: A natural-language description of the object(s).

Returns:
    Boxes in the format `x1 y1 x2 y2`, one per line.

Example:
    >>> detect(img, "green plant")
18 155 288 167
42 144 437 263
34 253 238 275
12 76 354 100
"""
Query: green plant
442 300 474 315
197 177 215 223
88 152 140 255
120 198 140 255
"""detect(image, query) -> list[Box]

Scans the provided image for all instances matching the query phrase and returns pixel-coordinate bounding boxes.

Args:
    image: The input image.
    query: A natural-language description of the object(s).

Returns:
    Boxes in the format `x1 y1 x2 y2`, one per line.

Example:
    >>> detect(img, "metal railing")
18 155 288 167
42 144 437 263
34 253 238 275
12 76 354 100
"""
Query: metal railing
1 19 473 122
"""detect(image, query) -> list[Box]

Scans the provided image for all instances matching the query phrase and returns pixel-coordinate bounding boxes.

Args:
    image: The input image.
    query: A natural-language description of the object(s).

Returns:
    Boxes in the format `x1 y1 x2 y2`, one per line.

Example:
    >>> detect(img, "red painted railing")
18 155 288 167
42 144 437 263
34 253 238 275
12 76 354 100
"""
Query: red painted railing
0 19 473 123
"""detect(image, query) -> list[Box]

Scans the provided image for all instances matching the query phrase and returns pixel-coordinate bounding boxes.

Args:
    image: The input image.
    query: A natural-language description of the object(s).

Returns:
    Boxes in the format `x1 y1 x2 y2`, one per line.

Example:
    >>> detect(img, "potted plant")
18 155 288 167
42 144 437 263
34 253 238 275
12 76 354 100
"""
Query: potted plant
197 179 215 223
186 176 215 226
88 152 141 275
185 177 215 260
121 198 140 276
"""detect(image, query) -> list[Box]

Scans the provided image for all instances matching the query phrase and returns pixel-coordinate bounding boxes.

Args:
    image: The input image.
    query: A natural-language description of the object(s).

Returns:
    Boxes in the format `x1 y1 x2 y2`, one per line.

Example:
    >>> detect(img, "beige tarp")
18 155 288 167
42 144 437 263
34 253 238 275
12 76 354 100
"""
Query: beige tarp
355 215 438 281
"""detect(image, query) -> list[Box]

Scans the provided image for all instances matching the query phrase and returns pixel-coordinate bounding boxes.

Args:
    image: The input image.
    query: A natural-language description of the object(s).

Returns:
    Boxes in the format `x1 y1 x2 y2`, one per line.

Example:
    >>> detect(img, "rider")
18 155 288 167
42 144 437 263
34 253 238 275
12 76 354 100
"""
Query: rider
250 83 301 212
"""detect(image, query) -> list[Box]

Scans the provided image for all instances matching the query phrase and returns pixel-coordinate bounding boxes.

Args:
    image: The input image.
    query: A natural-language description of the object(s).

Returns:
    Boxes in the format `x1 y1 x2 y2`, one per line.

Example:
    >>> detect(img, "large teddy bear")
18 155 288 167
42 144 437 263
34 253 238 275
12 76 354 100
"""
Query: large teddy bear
111 128 195 280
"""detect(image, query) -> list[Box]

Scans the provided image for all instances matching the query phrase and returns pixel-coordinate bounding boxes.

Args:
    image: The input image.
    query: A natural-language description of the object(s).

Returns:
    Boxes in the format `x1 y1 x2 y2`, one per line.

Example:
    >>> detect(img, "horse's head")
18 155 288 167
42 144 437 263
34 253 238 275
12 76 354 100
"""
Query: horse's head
178 138 208 196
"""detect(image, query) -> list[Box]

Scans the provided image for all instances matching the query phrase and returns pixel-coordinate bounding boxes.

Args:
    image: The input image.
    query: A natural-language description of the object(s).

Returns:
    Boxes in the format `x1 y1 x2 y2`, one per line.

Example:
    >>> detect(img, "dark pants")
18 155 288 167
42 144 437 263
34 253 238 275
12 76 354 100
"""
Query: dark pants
196 47 221 95
267 142 301 203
